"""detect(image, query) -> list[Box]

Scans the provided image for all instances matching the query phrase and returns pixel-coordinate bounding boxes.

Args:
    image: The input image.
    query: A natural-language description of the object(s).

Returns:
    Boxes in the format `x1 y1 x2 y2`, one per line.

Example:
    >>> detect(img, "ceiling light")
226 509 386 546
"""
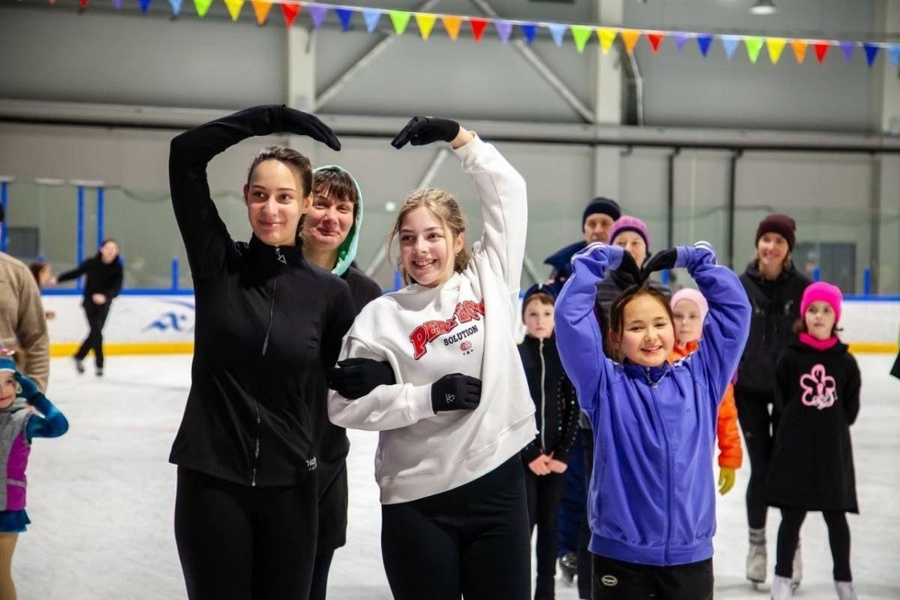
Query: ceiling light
750 0 777 15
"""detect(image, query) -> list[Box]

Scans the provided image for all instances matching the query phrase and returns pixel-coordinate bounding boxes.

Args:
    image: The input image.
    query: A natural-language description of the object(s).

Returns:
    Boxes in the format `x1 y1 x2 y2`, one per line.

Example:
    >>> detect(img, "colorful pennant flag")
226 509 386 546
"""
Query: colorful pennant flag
520 23 537 45
673 33 690 52
791 40 808 63
813 42 830 63
415 13 436 39
388 10 411 35
697 35 713 57
193 0 210 16
721 35 740 59
441 15 461 41
224 0 242 20
864 43 880 67
281 2 300 27
111 0 122 9
839 41 855 63
621 29 641 54
139 0 151 12
597 28 617 54
571 25 592 53
79 0 88 8
495 20 512 44
745 37 764 63
308 4 328 28
548 24 567 47
167 0 181 16
470 18 488 42
766 38 786 64
251 0 271 24
335 8 353 31
362 9 380 32
647 32 664 53
891 46 900 66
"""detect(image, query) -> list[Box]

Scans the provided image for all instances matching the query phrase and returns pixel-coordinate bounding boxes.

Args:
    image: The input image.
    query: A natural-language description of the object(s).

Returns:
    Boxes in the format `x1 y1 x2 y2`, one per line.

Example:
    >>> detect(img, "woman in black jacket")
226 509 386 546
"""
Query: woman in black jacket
168 105 355 600
735 213 811 588
54 239 123 376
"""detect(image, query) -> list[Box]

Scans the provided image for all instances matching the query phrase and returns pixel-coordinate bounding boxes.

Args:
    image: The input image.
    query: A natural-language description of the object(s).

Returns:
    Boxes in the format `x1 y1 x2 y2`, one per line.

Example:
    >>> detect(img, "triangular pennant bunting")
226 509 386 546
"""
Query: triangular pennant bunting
308 4 328 29
193 0 211 16
745 37 764 63
766 38 786 64
112 0 122 9
597 28 617 54
79 0 88 8
335 8 353 31
571 25 592 53
839 41 855 62
647 32 664 53
495 20 512 44
280 2 300 27
621 29 640 54
864 43 880 67
548 24 567 47
167 0 181 16
441 15 461 40
721 35 740 59
891 46 900 66
250 0 270 24
139 0 151 12
520 23 537 45
388 10 411 35
470 18 488 42
813 42 830 63
697 34 713 57
673 33 690 51
791 40 808 63
415 13 436 40
224 0 242 21
362 9 381 33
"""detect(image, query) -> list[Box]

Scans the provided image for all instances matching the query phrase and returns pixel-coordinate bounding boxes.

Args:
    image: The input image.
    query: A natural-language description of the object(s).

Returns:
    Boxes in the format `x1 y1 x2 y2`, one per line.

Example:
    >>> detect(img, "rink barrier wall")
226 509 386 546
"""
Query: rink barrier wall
40 294 900 356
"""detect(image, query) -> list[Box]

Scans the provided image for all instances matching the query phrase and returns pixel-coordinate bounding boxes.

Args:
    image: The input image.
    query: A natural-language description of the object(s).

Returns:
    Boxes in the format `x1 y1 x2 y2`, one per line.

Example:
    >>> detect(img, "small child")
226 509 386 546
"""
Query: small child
518 283 580 600
669 288 742 495
767 282 860 600
555 242 750 599
28 261 56 320
0 356 69 599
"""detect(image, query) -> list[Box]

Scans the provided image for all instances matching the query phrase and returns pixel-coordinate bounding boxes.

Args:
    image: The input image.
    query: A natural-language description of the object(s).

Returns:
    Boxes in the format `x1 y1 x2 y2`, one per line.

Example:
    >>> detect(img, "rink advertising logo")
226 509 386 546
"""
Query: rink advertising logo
408 300 485 359
143 300 196 334
600 575 618 587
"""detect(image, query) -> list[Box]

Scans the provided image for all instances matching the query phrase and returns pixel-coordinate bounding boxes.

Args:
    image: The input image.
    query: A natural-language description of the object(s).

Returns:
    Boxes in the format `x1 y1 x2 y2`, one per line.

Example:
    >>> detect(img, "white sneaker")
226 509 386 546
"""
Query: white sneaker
771 575 793 599
835 580 858 600
791 543 802 590
747 543 767 584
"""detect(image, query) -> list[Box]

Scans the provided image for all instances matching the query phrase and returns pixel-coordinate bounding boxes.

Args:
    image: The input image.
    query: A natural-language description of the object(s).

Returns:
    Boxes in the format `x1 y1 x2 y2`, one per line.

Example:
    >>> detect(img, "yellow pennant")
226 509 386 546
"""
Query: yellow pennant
251 0 271 25
442 15 462 40
224 0 243 20
596 28 617 54
415 13 437 40
766 38 786 64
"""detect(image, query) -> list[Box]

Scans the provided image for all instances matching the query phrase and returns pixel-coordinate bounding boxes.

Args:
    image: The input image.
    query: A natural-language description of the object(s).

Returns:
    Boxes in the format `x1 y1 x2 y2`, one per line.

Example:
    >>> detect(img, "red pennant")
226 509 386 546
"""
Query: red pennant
79 0 88 6
281 2 300 27
647 33 663 53
470 18 488 42
813 42 830 63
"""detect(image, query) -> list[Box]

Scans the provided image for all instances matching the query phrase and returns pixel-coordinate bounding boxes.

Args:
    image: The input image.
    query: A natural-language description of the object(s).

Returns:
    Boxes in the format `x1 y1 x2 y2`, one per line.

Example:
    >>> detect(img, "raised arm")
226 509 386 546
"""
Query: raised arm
14 373 68 440
55 260 89 283
555 243 624 414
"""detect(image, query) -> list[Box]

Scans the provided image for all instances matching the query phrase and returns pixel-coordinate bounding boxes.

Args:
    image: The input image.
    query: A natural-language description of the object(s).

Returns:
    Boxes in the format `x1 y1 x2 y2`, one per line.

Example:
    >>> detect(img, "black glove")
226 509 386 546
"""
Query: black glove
613 250 643 287
391 116 460 149
641 247 678 281
282 107 341 151
327 358 395 400
14 372 40 401
430 373 481 413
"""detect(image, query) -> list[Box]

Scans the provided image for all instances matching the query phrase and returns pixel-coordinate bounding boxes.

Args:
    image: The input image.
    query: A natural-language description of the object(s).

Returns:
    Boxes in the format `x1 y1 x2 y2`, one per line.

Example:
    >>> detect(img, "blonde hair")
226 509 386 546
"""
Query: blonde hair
388 188 470 285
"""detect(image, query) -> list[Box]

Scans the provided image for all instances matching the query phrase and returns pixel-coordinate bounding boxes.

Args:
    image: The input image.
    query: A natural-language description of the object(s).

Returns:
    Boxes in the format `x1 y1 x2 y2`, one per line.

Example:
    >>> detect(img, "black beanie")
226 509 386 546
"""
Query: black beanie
522 283 556 317
755 213 796 251
582 197 621 228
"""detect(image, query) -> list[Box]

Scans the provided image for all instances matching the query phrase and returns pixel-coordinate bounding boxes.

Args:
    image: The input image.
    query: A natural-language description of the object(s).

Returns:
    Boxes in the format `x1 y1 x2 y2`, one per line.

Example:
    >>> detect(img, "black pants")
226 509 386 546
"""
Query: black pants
174 468 318 600
577 428 595 599
309 550 334 600
75 301 111 368
776 508 851 581
734 388 781 530
592 555 713 600
381 455 531 600
526 468 566 599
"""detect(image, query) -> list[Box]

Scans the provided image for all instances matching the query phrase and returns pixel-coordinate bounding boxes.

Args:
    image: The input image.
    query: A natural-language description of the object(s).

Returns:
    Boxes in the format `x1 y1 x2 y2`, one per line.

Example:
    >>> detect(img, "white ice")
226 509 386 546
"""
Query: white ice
14 355 900 599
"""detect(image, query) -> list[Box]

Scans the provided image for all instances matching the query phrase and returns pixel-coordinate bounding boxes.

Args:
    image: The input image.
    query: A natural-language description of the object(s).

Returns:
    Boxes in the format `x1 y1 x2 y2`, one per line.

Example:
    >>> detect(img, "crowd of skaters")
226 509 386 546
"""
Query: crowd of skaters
0 106 899 600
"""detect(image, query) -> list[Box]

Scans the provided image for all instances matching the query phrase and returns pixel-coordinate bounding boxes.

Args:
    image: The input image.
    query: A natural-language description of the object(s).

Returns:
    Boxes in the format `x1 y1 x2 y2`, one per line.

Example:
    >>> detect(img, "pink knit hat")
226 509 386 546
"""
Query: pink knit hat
670 288 709 324
609 216 650 251
801 282 843 323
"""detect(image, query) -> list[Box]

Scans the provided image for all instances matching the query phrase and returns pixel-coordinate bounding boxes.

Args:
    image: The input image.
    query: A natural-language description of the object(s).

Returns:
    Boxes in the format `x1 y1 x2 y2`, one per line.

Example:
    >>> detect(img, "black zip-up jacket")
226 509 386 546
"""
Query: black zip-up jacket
737 261 811 394
518 334 579 465
56 254 123 306
168 105 355 487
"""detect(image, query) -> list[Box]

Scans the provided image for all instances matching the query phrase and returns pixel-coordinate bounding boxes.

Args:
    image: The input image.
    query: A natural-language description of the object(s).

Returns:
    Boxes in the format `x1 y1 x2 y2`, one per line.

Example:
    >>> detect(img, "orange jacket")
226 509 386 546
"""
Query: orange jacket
669 342 743 470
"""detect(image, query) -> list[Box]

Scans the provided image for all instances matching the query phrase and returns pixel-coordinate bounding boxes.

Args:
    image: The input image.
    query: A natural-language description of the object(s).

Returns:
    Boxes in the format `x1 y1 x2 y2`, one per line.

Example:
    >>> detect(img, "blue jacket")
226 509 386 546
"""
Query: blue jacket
555 243 750 566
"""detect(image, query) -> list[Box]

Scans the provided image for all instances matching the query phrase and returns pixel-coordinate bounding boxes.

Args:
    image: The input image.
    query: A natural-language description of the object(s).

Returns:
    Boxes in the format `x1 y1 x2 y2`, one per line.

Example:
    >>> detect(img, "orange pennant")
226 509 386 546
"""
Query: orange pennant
647 32 664 53
791 40 808 64
621 29 641 54
441 15 462 40
251 0 272 25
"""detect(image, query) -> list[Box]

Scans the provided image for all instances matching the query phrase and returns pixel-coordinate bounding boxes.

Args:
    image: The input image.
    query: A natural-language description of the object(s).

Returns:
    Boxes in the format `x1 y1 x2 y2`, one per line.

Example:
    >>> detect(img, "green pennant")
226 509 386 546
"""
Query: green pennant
571 25 592 53
745 37 765 63
193 0 212 17
388 10 412 35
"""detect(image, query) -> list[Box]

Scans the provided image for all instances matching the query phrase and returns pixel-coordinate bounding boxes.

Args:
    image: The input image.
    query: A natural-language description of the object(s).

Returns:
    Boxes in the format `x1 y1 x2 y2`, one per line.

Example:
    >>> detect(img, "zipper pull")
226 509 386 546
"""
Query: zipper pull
275 246 286 264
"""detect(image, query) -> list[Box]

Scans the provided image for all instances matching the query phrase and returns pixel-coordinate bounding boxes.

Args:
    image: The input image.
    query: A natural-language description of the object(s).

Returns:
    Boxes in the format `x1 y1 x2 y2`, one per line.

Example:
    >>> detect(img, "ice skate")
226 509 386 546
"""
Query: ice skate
558 553 576 586
746 543 767 588
790 542 802 591
73 356 85 374
771 575 793 599
835 580 857 600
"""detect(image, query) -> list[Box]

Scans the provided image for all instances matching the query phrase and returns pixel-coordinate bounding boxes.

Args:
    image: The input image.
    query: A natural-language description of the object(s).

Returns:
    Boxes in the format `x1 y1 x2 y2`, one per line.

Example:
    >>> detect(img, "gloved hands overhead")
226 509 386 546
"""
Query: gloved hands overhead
613 249 643 288
391 117 460 149
14 372 41 401
282 107 341 151
328 358 396 400
431 373 482 413
641 247 678 282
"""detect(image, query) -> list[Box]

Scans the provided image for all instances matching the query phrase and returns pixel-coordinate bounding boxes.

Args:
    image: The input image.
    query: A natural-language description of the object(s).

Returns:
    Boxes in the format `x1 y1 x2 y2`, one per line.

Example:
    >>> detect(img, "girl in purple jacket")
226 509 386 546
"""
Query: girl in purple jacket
0 356 69 599
555 242 750 599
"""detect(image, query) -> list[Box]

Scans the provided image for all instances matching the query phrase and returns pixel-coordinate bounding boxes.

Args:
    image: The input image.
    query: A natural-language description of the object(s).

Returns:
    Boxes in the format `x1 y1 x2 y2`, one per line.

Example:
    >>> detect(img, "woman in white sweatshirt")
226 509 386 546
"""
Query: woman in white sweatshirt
328 116 535 600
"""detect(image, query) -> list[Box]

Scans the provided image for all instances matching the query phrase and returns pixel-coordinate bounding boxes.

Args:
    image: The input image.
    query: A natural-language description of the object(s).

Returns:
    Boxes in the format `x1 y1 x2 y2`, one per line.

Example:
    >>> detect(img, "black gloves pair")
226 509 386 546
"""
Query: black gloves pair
328 359 481 413
613 247 679 286
282 110 459 152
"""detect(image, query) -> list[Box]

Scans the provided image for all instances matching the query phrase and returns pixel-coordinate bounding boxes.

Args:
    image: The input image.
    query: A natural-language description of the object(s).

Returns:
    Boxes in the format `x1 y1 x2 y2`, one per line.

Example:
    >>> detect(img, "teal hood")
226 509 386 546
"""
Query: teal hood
312 165 364 277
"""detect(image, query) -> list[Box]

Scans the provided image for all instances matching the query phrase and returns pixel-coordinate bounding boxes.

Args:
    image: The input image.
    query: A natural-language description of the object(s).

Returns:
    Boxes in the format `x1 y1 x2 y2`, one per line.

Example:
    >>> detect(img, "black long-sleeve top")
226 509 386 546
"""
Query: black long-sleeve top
56 254 123 305
167 105 355 487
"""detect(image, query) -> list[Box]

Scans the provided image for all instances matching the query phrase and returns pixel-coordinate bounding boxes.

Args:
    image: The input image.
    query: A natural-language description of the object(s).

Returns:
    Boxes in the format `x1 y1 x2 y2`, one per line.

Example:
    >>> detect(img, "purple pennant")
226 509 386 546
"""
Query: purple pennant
863 43 880 67
335 8 353 31
673 33 690 52
495 20 512 44
547 24 566 47
139 0 151 12
697 35 713 57
520 23 537 45
308 4 329 29
891 46 900 66
839 41 855 63
111 0 122 8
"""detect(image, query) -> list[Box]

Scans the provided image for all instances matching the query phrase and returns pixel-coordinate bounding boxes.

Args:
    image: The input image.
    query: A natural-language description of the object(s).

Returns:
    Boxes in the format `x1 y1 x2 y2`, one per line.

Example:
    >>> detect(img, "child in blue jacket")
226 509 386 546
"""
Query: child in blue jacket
555 242 750 599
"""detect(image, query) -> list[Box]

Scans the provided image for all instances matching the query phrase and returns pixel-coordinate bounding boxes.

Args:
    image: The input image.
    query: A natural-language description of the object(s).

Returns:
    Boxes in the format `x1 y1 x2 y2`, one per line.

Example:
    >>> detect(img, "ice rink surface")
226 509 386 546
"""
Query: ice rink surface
14 354 900 599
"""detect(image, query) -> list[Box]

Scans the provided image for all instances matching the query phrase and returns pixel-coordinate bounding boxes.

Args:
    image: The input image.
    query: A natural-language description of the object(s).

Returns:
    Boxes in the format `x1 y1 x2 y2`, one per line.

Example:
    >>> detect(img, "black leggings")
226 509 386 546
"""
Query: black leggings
776 509 851 581
174 468 318 600
734 388 781 530
592 554 713 600
525 468 566 598
75 301 111 368
381 455 531 600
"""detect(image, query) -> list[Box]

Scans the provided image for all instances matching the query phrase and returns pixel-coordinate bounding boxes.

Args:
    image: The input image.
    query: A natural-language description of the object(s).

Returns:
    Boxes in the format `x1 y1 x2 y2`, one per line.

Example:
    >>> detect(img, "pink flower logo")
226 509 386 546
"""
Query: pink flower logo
799 364 837 410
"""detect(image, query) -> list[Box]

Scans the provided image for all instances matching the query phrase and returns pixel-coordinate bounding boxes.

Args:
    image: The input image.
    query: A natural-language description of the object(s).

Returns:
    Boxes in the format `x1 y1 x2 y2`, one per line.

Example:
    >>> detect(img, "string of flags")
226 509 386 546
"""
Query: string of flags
58 0 900 67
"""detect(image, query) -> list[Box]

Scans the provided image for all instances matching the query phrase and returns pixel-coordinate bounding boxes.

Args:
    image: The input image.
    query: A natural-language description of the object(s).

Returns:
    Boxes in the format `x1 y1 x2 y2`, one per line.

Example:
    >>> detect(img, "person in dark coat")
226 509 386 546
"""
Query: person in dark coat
767 282 860 600
167 105 355 600
734 213 811 587
890 348 900 380
53 239 123 377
